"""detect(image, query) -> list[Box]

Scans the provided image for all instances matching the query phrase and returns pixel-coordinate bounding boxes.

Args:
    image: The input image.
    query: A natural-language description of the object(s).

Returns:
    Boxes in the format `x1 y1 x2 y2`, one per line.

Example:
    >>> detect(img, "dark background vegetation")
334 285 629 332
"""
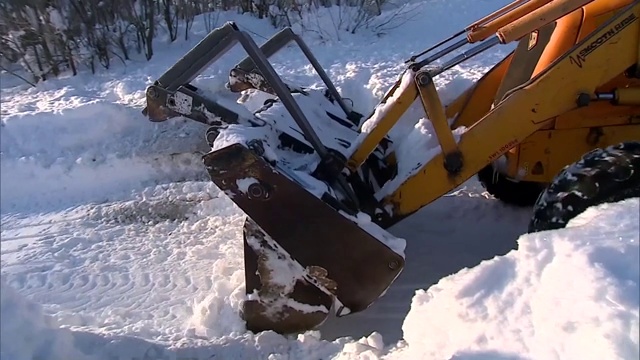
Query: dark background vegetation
0 0 406 84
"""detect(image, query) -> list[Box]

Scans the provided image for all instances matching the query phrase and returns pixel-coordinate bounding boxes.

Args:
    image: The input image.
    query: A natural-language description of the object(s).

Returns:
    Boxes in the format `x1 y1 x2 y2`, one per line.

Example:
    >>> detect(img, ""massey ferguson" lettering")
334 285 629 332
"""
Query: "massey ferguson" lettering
570 13 637 68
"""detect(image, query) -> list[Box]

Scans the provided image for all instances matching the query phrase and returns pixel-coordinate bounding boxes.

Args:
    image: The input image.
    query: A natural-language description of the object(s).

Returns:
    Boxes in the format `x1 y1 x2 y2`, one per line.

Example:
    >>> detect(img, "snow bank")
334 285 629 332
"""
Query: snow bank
3 199 637 360
0 276 90 360
393 198 640 360
0 271 388 360
0 63 212 213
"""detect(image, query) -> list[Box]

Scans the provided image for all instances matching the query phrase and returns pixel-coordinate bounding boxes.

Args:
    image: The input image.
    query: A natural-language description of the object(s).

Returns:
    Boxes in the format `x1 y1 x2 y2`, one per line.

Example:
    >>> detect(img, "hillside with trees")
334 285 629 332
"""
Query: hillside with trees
0 0 405 84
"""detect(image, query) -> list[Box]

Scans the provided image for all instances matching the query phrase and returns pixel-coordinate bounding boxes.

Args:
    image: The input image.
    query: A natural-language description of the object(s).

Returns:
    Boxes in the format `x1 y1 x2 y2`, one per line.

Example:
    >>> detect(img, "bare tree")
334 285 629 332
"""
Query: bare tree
0 0 400 84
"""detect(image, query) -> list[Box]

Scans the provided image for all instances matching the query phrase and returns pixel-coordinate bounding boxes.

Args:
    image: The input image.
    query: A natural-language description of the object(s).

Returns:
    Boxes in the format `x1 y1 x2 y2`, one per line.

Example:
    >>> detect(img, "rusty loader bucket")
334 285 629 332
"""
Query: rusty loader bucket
143 21 405 334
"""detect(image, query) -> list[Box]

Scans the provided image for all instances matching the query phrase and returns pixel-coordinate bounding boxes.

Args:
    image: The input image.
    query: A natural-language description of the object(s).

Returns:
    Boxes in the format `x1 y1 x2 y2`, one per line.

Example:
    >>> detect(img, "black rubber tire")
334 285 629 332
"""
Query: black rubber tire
477 165 545 207
528 141 640 233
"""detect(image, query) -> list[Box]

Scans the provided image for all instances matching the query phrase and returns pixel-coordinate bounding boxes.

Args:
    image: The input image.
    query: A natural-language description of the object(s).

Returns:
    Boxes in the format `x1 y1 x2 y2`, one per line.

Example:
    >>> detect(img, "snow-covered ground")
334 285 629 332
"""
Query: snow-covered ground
2 1 638 359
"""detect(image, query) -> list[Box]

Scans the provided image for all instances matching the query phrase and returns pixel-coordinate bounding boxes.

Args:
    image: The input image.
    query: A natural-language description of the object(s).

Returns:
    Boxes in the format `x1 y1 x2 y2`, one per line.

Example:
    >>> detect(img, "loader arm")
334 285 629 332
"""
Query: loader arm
378 1 639 222
346 0 598 175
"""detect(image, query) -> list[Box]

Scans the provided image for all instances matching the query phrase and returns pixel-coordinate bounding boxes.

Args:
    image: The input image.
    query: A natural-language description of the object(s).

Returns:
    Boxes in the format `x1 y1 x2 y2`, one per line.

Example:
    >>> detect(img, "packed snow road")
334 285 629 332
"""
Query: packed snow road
0 174 532 343
2 186 637 359
318 183 532 341
1 1 638 359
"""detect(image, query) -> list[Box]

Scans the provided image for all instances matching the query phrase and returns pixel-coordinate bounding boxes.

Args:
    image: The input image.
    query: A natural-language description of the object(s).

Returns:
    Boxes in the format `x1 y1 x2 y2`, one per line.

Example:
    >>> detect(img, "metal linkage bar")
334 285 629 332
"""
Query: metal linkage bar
157 22 240 91
234 28 359 123
235 30 332 160
411 38 470 70
145 21 360 208
407 29 500 72
148 21 328 162
404 29 466 64
234 30 361 208
429 36 502 76
236 27 293 71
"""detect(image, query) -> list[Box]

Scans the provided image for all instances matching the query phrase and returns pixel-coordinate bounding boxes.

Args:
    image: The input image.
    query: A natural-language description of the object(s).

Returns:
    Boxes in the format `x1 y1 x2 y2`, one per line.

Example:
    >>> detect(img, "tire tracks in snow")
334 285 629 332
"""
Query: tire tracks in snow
1 150 210 214
1 180 249 340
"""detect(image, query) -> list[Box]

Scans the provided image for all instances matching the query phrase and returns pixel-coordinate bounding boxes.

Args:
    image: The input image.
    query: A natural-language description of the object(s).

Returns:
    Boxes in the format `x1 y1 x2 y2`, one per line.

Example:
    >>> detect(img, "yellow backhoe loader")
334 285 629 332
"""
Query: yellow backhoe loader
143 0 640 334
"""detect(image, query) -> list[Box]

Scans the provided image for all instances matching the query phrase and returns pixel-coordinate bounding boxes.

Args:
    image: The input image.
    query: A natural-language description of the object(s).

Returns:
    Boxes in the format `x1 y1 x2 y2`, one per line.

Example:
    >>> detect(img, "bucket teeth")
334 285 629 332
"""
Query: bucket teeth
242 217 333 334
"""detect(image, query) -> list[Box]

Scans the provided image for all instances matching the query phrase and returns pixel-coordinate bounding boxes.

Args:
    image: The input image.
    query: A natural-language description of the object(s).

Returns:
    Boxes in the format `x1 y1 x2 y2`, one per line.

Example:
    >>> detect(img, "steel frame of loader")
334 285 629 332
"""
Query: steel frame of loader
143 21 407 335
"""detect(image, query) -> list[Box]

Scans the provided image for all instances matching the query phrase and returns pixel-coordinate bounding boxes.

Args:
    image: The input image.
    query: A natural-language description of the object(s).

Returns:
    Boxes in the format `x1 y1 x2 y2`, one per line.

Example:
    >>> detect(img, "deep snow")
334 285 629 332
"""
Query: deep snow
2 0 639 359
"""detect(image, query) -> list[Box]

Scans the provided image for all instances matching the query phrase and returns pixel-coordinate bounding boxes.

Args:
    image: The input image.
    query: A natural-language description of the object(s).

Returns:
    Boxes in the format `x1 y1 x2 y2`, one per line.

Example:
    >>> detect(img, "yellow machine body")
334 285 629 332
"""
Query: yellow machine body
347 0 640 220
